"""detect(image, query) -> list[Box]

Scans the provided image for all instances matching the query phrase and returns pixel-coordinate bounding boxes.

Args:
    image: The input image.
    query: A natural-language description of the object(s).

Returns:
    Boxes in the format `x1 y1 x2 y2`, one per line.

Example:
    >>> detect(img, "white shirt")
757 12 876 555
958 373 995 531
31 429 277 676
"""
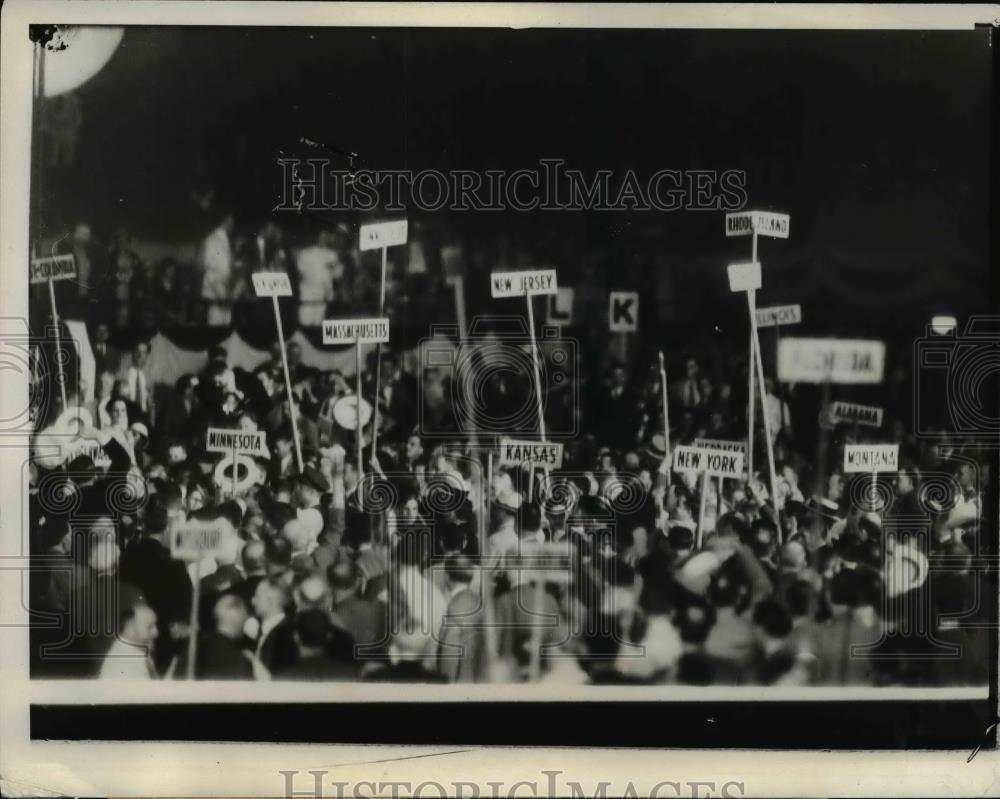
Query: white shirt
200 226 232 299
124 366 150 413
256 612 286 656
296 245 340 302
100 639 154 680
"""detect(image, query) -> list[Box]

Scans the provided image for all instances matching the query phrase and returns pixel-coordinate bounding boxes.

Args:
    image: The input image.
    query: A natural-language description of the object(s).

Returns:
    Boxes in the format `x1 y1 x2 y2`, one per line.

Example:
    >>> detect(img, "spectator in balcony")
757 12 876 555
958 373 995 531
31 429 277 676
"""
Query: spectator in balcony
200 212 236 326
296 229 342 327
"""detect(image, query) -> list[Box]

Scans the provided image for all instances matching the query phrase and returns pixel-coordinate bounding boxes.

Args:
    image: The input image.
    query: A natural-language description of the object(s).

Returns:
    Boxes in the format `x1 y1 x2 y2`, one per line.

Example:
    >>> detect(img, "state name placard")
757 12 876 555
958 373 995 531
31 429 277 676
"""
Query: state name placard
30 254 77 284
778 338 885 384
673 444 745 478
829 401 883 428
725 210 790 239
727 261 762 293
323 318 390 344
252 271 293 297
756 304 802 328
360 219 408 251
546 287 574 327
170 520 230 561
693 438 747 457
609 291 639 333
206 428 268 456
490 268 558 298
499 438 564 469
844 444 898 473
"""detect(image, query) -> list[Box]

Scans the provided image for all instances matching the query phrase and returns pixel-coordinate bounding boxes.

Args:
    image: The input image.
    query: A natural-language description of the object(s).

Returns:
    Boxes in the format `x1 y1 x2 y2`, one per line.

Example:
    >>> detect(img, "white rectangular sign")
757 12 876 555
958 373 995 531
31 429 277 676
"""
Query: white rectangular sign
360 219 408 251
322 317 390 345
725 210 790 239
844 444 899 473
252 271 293 297
778 338 885 384
693 438 747 457
609 291 639 333
499 438 564 469
547 287 574 327
673 444 745 478
755 304 802 328
727 261 762 293
170 520 229 561
829 401 884 428
30 254 77 284
205 428 268 456
490 269 558 298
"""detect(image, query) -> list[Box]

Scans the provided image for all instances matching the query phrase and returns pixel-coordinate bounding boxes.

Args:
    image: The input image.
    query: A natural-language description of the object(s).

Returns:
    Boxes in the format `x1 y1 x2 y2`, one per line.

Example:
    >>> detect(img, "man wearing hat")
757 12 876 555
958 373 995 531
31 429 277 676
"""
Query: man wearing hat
295 463 330 539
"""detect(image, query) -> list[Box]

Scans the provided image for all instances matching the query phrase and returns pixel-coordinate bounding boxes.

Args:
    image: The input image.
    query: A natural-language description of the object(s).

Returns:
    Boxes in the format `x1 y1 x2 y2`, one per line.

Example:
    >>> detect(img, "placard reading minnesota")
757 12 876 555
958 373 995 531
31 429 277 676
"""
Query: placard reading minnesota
205 428 268 456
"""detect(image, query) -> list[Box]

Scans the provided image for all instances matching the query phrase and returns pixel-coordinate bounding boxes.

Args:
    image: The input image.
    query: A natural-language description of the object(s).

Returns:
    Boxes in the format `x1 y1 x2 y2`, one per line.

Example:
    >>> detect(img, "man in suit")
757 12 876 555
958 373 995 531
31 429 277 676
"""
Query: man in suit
250 575 299 676
436 554 486 682
185 592 255 680
158 375 203 450
362 628 448 683
276 609 359 681
329 558 387 662
90 323 121 377
120 340 154 424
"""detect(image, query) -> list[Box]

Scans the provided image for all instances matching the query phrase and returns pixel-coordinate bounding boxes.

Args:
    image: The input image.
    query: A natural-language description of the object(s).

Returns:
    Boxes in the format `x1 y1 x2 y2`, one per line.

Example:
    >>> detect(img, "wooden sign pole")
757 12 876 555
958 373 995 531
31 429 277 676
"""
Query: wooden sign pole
186 558 201 680
658 351 671 486
356 335 364 512
272 295 303 473
747 230 757 481
370 246 388 462
48 278 67 410
525 292 549 497
697 469 710 550
749 289 780 526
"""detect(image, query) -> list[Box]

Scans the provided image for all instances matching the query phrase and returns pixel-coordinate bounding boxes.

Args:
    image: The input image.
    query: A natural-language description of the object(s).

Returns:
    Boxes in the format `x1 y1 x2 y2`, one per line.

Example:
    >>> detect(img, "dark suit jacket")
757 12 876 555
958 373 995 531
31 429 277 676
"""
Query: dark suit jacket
362 660 448 683
276 654 359 681
258 616 299 675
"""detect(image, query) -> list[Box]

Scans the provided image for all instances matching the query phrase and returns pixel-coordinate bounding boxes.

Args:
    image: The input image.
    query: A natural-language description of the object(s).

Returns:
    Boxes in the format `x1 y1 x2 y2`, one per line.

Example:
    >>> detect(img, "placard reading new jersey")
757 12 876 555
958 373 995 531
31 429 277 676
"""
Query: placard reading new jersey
725 210 790 239
170 520 230 561
673 444 745 478
206 427 268 456
778 338 885 384
829 401 884 428
755 304 802 328
360 219 408 251
727 261 762 293
609 291 639 333
499 438 564 469
693 438 747 457
251 271 292 297
490 268 558 298
844 444 899 473
29 254 77 284
322 318 390 344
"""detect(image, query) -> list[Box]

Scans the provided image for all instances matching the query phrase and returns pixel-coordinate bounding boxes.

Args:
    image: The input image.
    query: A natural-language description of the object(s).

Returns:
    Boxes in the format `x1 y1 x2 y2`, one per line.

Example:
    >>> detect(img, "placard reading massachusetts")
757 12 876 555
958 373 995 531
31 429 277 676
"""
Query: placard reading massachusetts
322 318 391 345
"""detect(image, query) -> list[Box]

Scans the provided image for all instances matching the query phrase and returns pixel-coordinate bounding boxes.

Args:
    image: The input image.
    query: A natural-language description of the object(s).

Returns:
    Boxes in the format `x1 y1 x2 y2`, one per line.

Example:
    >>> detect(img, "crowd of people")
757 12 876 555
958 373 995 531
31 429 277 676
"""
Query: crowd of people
27 259 992 686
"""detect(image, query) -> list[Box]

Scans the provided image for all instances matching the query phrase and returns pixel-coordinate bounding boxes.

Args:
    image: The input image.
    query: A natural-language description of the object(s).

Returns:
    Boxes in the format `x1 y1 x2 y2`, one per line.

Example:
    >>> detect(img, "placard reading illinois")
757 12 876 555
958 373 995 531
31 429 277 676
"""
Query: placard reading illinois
251 271 293 297
30 254 77 284
205 428 268 456
778 338 885 384
844 444 899 473
499 438 564 468
755 304 802 328
673 444 745 478
323 318 390 344
360 219 408 251
490 268 558 298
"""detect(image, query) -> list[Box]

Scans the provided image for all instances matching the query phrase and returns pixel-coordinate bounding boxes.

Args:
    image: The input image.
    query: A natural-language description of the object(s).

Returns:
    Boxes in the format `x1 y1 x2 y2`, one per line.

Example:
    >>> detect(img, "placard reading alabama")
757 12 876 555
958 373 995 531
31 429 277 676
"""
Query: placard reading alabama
490 268 558 298
206 428 268 456
843 444 899 473
30 254 77 284
251 271 293 297
830 401 883 428
323 318 390 344
360 219 408 251
673 444 745 478
499 438 564 468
